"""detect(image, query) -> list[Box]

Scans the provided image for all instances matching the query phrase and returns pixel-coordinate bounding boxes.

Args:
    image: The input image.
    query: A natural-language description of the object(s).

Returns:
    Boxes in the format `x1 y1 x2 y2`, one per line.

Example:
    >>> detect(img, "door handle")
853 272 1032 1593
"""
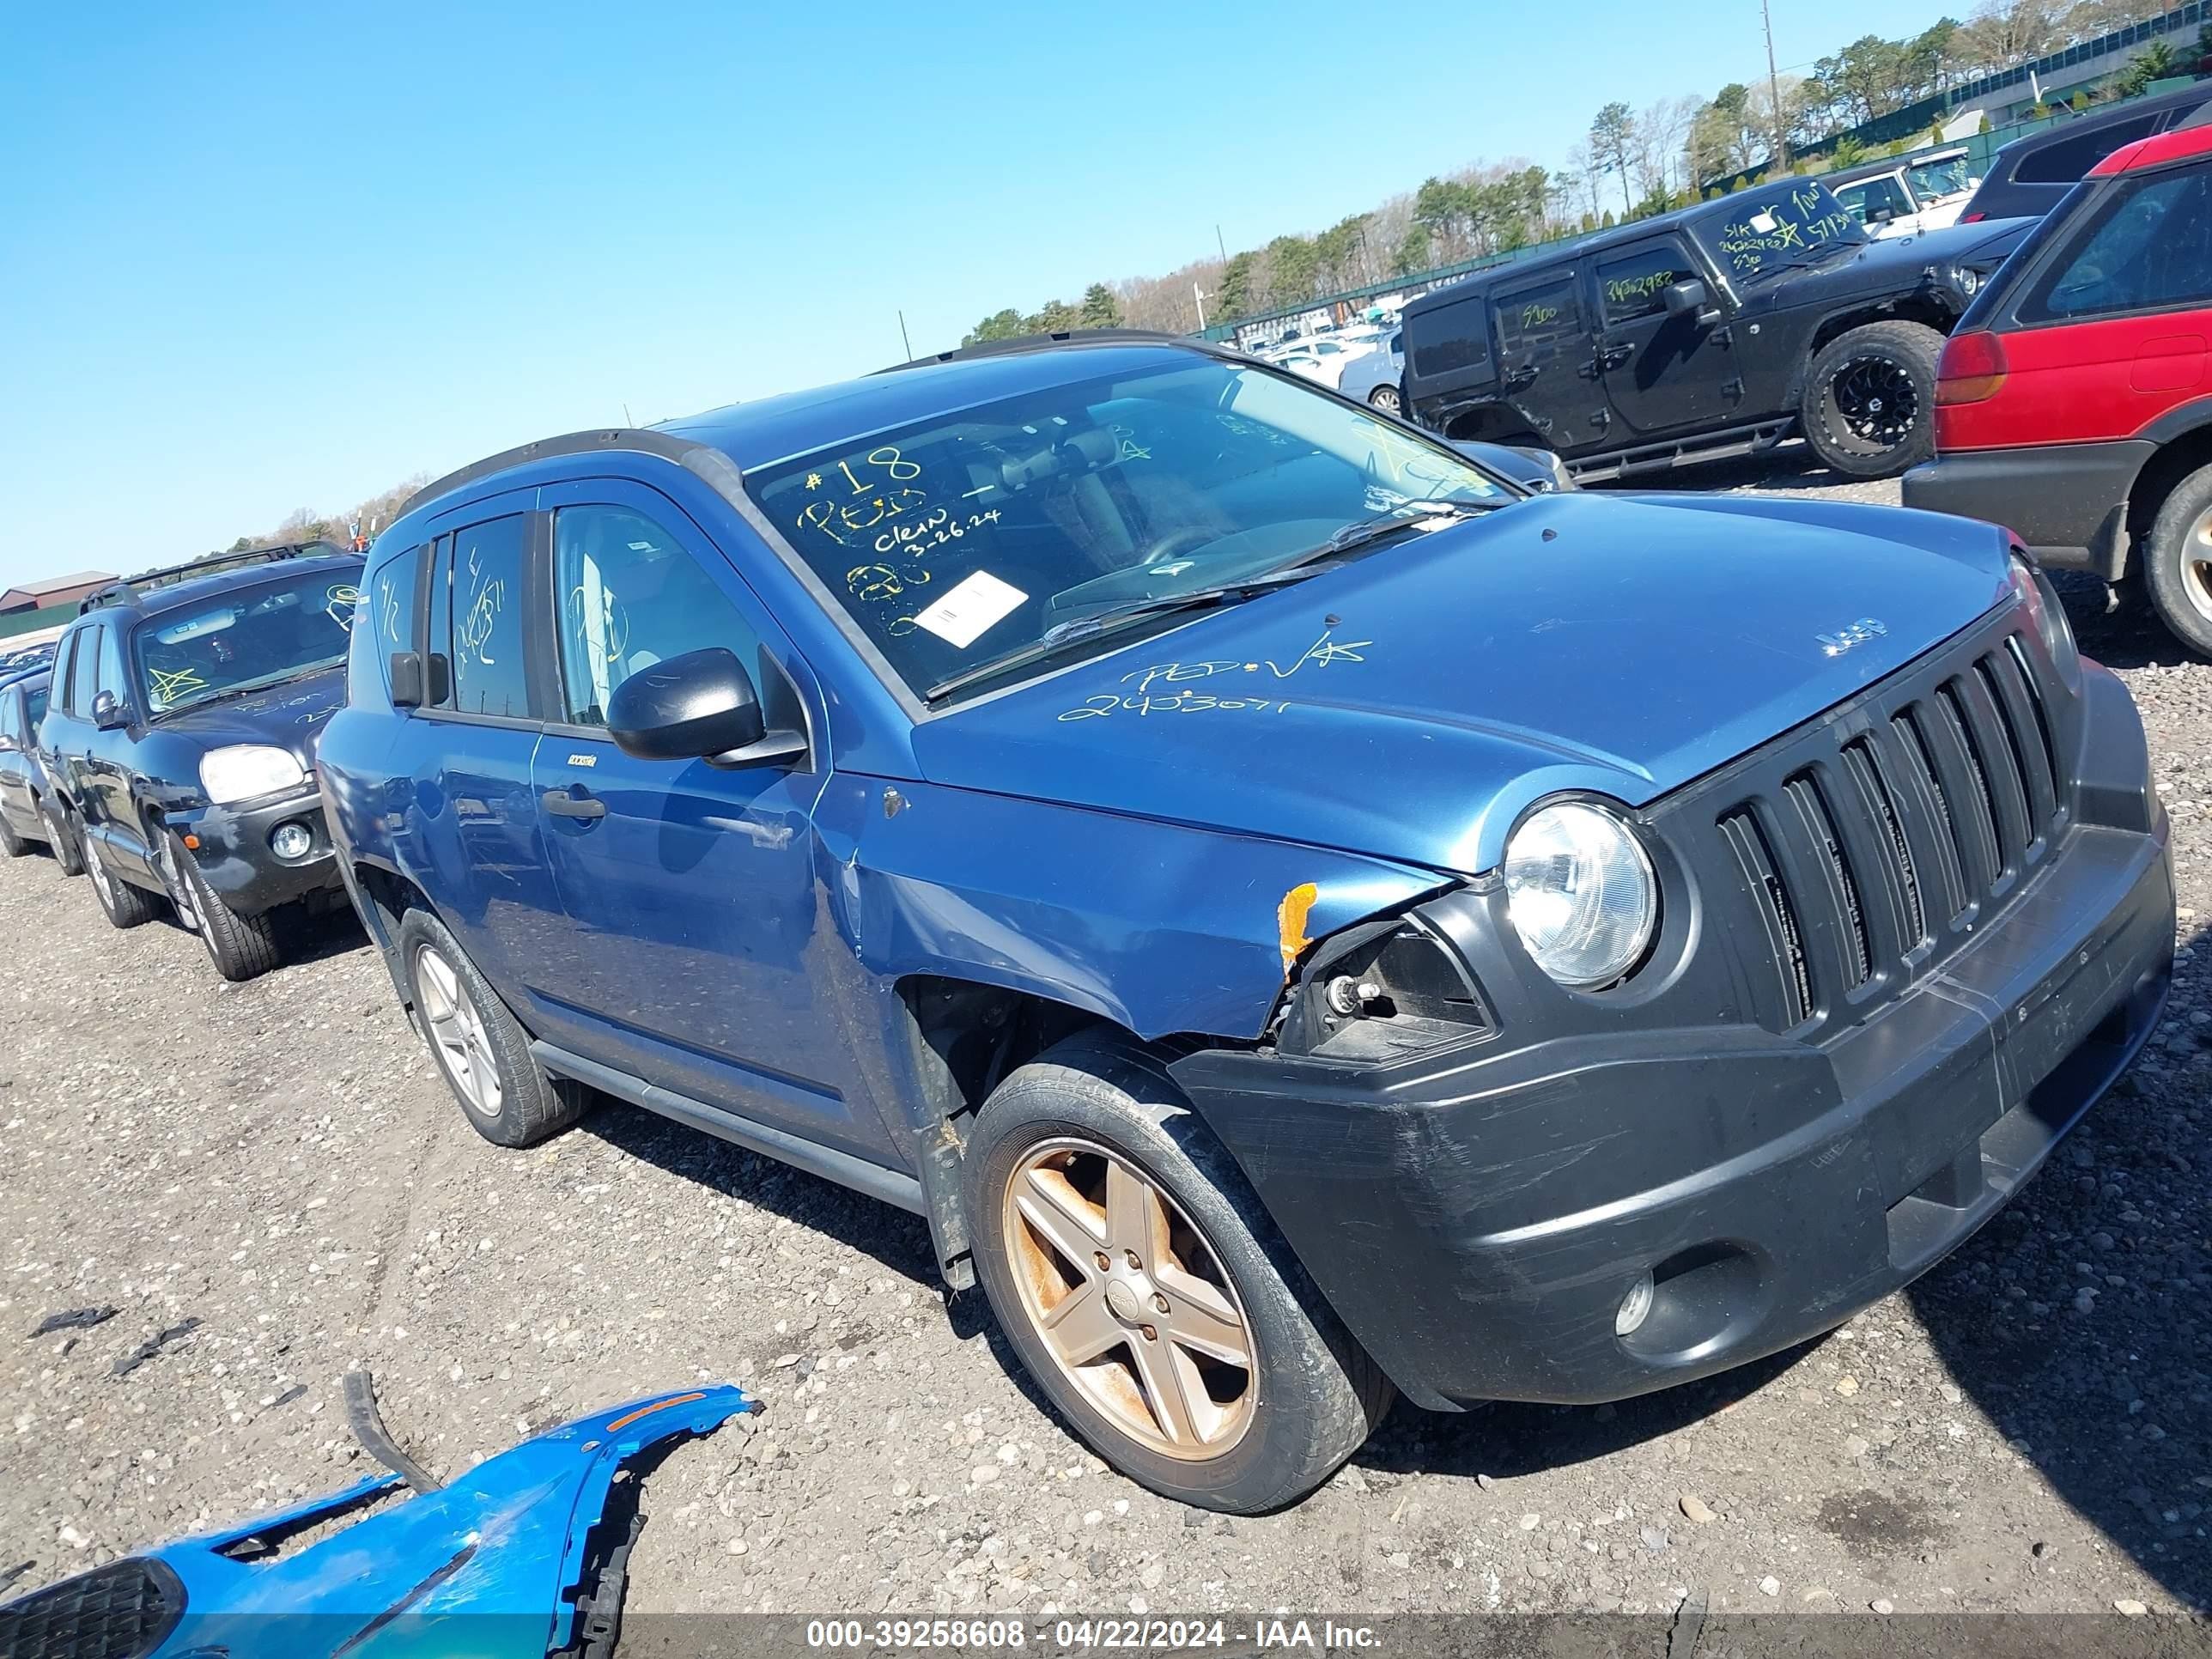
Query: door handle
1501 362 1539 391
542 788 606 820
1597 342 1635 370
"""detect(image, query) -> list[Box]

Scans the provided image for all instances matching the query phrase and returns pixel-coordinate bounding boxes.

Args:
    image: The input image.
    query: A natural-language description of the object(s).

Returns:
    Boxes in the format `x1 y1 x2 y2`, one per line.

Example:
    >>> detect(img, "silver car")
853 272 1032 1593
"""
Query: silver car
1334 328 1403 414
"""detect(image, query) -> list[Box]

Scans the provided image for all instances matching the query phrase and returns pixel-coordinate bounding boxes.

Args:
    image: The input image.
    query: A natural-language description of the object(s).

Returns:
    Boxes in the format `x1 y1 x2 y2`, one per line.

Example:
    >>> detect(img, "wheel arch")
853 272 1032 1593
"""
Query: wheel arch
1790 301 1954 410
2122 417 2212 568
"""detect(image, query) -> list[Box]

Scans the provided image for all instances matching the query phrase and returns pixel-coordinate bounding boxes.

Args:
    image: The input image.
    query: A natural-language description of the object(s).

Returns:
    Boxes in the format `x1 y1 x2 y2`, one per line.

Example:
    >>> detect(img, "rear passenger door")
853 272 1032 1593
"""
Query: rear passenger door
526 480 887 1162
1595 234 1730 440
410 495 574 995
1490 265 1607 452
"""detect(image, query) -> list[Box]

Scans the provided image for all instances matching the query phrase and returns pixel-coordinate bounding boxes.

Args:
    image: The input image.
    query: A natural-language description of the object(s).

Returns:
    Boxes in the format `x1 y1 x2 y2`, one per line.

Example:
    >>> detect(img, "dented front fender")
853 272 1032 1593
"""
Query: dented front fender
814 775 1449 1041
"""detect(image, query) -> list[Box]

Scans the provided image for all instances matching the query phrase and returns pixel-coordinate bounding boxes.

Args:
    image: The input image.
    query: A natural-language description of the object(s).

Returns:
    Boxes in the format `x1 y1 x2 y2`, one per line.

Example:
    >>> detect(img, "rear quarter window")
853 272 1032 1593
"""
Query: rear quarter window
2021 162 2212 322
1407 294 1492 379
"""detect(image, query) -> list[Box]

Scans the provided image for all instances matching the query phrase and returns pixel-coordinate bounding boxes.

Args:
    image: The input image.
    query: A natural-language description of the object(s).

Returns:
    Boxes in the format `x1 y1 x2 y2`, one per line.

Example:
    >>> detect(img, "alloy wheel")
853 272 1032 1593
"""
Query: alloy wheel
1830 355 1917 448
84 839 116 908
2186 506 2212 625
1001 1137 1255 1459
413 944 504 1119
157 836 203 933
1370 385 1402 415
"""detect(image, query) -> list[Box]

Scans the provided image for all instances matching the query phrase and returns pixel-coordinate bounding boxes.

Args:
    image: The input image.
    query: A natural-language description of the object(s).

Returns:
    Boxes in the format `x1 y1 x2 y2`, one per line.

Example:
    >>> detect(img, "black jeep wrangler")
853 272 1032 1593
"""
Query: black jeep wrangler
40 543 364 980
1401 178 2033 481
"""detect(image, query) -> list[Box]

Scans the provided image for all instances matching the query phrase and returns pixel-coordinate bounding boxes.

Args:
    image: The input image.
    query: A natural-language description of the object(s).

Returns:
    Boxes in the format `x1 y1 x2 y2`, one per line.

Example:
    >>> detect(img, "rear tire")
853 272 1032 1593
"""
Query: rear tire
1801 319 1942 479
1368 384 1403 416
164 830 282 981
83 830 160 928
396 908 588 1147
2140 461 2212 659
963 1030 1392 1513
0 811 26 859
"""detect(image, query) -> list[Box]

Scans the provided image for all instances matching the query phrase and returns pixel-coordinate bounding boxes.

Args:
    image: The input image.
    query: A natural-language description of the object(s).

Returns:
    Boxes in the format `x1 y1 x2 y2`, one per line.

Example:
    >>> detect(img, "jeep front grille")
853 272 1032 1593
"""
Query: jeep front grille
1705 623 2074 1036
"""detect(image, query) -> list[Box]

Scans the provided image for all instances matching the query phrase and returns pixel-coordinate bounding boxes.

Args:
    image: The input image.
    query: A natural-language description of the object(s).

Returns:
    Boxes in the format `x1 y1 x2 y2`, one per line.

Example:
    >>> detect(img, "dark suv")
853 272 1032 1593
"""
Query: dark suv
319 332 2170 1513
1401 176 2031 480
41 544 365 979
0 671 74 868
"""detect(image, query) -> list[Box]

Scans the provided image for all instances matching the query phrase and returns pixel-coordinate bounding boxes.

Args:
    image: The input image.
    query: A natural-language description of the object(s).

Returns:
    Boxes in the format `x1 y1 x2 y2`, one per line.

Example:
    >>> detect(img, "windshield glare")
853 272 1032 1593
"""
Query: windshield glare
747 359 1510 700
137 569 362 714
1698 180 1866 282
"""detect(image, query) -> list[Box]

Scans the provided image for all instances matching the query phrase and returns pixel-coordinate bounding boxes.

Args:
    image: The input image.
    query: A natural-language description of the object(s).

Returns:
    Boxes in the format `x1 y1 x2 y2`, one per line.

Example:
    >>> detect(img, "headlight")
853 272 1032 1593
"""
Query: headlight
201 744 307 804
1503 801 1657 988
2011 550 2081 693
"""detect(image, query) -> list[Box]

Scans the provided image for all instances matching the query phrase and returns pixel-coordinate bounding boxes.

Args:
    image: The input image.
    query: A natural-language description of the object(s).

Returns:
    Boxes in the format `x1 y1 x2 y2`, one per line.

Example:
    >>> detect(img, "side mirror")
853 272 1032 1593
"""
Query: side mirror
1661 278 1712 319
91 690 127 731
1869 205 1898 224
605 647 805 769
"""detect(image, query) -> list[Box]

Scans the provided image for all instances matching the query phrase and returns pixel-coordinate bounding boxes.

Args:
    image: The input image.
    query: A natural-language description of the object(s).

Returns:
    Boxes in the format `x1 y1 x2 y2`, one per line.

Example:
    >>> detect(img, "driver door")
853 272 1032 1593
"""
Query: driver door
1595 235 1731 439
526 479 890 1163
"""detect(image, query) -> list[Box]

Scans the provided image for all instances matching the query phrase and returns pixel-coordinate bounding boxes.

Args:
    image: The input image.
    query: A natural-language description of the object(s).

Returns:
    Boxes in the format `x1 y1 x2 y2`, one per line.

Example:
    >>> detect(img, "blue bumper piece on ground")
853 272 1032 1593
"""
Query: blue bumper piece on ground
0 1382 755 1658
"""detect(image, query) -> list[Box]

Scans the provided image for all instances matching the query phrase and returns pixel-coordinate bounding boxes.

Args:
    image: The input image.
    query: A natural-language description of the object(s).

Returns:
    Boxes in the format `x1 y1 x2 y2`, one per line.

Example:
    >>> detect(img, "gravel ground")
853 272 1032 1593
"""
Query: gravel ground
1 448 2206 1624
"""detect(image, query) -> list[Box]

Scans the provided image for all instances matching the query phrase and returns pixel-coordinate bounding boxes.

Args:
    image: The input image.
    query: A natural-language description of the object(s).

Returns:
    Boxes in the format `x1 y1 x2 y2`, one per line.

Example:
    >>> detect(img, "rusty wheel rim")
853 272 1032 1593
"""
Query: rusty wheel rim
1001 1137 1255 1461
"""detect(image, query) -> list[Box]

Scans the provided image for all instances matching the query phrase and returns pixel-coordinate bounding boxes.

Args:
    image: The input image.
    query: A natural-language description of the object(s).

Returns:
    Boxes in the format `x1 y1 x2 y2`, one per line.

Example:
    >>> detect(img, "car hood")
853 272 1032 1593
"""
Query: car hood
912 492 2014 875
1764 216 2035 304
147 662 348 770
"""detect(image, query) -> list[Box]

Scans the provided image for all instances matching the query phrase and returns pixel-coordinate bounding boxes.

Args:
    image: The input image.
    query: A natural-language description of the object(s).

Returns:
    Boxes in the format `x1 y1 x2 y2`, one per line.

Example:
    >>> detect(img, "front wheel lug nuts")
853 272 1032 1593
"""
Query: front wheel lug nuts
1152 1293 1170 1314
1140 1325 1158 1341
1093 1251 1110 1272
1125 1251 1141 1269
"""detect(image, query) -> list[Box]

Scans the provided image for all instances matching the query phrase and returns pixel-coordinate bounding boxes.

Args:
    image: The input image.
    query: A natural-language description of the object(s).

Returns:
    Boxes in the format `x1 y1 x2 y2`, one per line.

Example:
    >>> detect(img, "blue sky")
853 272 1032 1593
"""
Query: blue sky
0 0 1943 586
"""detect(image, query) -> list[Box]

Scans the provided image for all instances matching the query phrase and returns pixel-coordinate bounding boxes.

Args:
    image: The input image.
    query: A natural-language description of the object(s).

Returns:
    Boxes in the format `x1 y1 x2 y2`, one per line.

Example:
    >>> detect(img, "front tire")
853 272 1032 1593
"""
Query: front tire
163 830 281 981
42 799 83 877
1801 319 1942 479
963 1031 1392 1513
2141 462 2212 658
1368 384 1403 416
83 830 160 928
396 908 588 1147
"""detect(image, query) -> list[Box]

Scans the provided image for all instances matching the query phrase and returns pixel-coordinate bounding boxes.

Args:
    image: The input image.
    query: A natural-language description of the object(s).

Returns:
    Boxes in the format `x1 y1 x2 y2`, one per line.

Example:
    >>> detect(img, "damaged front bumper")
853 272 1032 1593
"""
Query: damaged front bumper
0 1383 755 1658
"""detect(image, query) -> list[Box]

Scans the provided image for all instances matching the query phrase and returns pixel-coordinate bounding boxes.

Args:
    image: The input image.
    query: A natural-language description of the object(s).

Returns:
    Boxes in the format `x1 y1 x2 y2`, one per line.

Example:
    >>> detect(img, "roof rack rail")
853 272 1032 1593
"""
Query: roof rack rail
78 539 349 614
874 328 1202 375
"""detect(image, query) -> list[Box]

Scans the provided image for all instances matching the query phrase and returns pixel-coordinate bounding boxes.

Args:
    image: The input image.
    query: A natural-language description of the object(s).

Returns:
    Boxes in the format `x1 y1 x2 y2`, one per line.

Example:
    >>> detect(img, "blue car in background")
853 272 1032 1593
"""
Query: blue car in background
319 331 2172 1512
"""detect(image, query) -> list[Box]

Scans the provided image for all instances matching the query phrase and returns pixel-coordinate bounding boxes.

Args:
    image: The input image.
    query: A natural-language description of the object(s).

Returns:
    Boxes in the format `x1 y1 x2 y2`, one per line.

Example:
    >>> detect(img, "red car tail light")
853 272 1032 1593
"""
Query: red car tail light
1936 330 2008 404
1960 210 1984 222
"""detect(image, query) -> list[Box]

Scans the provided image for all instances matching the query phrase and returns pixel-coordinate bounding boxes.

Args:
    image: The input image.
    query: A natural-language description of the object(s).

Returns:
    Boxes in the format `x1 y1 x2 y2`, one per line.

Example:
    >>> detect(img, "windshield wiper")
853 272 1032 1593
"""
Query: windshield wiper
1306 498 1494 562
923 565 1346 703
150 662 341 719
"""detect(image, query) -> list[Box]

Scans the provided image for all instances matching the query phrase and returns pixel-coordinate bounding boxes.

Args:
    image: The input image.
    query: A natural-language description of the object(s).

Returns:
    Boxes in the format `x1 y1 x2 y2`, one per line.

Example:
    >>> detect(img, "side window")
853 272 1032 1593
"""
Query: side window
1597 241 1694 325
2016 116 2160 185
23 684 46 733
446 516 530 719
1834 175 1911 226
1496 273 1584 359
2025 164 2212 321
95 628 127 706
0 690 19 746
358 544 422 704
552 504 761 727
68 627 100 714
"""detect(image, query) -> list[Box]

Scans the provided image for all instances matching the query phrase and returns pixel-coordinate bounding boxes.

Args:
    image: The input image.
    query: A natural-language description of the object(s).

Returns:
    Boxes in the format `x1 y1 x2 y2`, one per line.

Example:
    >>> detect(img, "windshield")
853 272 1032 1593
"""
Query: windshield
1698 179 1867 282
135 568 362 715
746 357 1512 702
1906 154 1972 202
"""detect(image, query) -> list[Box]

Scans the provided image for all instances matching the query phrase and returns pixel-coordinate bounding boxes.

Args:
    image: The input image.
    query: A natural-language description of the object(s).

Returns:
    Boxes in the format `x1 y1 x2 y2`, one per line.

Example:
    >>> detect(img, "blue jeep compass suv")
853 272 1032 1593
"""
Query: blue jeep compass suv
319 332 2172 1512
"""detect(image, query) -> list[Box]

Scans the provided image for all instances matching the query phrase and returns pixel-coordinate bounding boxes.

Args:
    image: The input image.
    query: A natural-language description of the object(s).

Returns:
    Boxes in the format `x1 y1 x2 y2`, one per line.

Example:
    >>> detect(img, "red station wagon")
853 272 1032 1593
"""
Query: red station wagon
1903 117 2212 657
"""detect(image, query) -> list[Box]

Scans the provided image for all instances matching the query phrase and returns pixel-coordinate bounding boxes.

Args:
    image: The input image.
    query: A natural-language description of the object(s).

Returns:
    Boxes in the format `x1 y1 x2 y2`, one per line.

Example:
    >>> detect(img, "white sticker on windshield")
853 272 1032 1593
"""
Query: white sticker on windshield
911 571 1027 649
1747 210 1778 234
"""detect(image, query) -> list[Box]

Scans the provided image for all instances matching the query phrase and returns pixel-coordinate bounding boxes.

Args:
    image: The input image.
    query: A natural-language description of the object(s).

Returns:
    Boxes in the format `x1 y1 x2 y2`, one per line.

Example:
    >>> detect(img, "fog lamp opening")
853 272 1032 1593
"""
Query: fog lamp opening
1614 1270 1656 1337
270 821 313 861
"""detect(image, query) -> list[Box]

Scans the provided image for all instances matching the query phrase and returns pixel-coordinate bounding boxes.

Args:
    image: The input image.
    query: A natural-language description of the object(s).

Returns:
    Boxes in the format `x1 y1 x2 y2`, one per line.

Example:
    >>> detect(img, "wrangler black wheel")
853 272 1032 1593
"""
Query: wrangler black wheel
1802 320 1942 479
